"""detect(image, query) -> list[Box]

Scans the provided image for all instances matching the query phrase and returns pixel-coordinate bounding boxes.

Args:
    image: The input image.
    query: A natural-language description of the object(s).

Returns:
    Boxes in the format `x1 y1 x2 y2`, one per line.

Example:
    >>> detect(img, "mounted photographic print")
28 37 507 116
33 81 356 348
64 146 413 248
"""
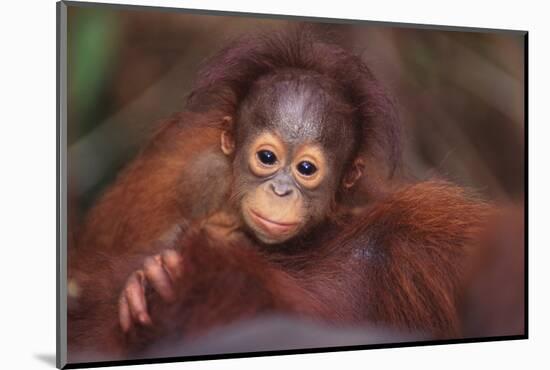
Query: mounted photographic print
56 1 527 368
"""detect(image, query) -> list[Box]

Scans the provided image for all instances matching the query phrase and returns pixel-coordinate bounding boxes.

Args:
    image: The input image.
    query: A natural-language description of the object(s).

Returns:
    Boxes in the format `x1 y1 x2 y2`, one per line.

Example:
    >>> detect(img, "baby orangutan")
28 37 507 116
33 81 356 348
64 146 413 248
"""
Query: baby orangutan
118 68 368 332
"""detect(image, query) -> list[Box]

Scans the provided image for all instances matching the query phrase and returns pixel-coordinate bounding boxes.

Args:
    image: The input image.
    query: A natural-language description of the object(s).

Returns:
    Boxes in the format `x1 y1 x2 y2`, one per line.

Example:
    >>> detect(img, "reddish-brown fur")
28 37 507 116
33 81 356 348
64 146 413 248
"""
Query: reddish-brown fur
68 113 227 360
460 205 525 338
69 180 492 361
67 27 508 363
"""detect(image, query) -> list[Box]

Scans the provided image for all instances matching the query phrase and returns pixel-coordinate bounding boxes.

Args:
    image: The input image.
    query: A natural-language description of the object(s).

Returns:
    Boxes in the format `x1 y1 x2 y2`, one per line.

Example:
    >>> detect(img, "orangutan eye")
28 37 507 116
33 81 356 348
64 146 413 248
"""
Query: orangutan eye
257 150 277 166
297 161 317 176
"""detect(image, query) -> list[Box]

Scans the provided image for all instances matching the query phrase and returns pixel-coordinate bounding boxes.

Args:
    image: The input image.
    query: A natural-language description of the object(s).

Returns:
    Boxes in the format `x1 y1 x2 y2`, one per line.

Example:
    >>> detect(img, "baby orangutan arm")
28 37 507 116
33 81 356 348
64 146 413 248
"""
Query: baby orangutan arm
119 248 184 332
119 210 244 332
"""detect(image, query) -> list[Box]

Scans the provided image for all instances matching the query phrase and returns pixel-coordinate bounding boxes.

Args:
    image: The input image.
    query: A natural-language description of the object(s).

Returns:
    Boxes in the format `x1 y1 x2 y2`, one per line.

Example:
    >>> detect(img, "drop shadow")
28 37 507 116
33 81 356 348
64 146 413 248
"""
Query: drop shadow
34 353 56 367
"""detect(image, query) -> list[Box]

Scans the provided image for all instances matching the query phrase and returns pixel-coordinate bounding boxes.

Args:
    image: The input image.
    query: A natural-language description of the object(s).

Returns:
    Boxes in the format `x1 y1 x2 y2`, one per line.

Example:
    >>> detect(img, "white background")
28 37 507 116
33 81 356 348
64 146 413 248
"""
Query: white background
0 0 546 369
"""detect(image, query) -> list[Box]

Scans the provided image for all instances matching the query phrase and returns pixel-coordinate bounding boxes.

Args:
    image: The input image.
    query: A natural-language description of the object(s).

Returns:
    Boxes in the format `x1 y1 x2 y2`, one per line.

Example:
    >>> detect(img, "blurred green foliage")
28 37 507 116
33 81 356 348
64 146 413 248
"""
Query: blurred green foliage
68 7 119 145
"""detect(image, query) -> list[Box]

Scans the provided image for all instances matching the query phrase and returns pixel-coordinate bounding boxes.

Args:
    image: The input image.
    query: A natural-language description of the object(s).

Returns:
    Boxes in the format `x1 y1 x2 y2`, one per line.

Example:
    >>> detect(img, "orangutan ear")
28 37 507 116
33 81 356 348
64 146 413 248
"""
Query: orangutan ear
342 157 365 189
220 116 235 155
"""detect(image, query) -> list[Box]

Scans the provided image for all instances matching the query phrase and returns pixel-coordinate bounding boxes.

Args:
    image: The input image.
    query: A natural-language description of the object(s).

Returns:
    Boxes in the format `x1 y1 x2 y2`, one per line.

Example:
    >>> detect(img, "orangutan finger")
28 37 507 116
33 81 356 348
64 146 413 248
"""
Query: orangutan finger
143 255 175 302
125 270 152 326
161 249 184 281
119 294 133 333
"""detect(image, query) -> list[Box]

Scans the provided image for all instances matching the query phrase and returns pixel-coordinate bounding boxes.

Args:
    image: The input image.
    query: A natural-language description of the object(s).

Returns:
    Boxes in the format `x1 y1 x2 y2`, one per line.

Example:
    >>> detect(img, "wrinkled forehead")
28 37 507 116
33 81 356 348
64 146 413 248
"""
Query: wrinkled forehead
237 76 357 153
